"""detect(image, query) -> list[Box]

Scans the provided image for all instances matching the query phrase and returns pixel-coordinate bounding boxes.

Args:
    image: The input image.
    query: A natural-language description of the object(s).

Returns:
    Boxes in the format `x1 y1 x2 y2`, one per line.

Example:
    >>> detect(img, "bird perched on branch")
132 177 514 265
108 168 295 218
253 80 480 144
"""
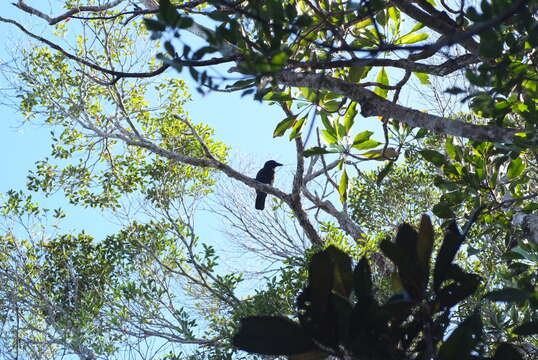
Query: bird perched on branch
255 160 282 210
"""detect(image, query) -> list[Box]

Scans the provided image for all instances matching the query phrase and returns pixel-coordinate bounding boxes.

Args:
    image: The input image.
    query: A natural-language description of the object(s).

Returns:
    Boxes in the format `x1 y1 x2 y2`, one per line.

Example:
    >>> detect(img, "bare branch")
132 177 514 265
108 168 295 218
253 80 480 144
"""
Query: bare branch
13 0 125 25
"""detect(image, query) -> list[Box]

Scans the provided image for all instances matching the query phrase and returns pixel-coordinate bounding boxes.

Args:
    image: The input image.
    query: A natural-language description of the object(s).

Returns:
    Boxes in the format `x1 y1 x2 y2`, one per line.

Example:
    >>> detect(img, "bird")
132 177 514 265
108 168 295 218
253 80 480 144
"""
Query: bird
254 160 282 210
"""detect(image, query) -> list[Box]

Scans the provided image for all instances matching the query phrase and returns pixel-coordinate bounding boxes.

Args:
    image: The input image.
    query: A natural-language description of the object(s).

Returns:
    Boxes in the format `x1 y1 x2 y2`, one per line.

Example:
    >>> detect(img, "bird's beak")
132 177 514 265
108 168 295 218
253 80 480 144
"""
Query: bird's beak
276 162 283 166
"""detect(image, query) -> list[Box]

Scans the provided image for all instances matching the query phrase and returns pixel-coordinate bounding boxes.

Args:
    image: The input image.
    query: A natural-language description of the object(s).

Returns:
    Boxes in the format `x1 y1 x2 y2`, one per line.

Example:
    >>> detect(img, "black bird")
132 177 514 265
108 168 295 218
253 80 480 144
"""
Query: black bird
255 160 282 210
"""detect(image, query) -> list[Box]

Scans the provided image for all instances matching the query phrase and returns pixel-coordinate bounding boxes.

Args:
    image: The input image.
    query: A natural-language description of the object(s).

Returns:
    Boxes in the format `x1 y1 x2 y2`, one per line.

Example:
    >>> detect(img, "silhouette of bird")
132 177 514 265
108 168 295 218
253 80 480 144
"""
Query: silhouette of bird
255 160 282 210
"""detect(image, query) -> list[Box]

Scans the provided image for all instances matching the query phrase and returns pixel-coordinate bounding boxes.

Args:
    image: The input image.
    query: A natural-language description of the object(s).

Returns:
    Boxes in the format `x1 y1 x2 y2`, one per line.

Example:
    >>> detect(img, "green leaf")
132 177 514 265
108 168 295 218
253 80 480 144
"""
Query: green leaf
321 129 337 145
438 311 482 360
387 6 400 32
273 115 297 137
420 149 447 167
264 92 293 101
417 214 434 286
432 202 454 219
352 130 373 145
325 246 353 297
348 66 367 82
374 67 389 99
398 32 429 44
353 257 373 303
507 158 524 179
320 111 336 135
339 169 348 203
289 117 307 140
493 343 524 360
308 250 333 313
413 72 431 85
485 288 531 303
323 100 341 112
513 320 538 336
445 138 458 160
353 139 380 150
433 223 463 292
344 102 357 133
233 316 315 355
144 18 166 32
304 147 333 157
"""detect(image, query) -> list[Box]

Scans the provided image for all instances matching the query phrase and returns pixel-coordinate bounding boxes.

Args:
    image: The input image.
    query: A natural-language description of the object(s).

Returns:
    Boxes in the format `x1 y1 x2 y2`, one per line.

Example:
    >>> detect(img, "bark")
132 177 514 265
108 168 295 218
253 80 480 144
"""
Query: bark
276 71 520 144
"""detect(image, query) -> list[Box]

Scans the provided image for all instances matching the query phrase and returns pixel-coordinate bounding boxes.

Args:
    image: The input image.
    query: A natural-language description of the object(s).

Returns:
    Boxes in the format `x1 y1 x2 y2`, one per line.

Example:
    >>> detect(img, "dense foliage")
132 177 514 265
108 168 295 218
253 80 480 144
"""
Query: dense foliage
0 0 537 359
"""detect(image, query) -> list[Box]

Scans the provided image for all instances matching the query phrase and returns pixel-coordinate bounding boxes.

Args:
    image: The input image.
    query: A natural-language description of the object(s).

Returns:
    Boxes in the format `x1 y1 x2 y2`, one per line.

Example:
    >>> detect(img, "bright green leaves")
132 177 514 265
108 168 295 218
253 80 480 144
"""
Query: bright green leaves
413 72 431 85
507 157 525 179
273 115 297 137
396 32 429 45
289 116 307 140
374 67 389 99
339 169 348 203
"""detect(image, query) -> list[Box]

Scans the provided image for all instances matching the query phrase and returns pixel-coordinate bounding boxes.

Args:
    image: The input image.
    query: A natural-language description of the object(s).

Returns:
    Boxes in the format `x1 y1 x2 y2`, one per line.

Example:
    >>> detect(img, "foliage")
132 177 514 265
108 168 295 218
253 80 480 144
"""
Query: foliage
233 218 534 359
1 0 538 359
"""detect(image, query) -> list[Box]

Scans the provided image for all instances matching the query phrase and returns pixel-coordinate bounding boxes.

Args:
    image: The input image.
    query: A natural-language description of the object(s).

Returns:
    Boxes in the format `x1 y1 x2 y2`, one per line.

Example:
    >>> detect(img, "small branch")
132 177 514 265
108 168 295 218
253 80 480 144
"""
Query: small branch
13 0 125 25
174 115 215 160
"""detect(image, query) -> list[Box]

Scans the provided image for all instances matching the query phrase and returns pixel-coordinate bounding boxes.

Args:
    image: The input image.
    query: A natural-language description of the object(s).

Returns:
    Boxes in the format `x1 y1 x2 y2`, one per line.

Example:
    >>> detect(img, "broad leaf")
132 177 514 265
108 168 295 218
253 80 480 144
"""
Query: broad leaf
273 115 297 137
485 288 531 303
513 320 538 336
507 157 524 179
438 311 482 360
303 147 333 157
339 169 348 203
353 257 373 303
233 316 315 355
493 343 523 360
433 223 463 292
373 67 389 98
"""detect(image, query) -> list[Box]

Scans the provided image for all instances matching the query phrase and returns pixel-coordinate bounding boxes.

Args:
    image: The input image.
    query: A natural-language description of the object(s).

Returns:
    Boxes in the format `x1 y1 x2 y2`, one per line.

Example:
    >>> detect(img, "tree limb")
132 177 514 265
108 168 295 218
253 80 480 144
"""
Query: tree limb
290 54 479 76
276 71 521 144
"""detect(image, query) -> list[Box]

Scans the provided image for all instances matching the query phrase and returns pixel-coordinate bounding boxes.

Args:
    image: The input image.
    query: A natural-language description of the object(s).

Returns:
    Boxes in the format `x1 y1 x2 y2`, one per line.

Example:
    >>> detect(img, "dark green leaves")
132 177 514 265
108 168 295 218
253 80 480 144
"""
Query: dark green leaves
513 320 538 336
438 311 483 360
485 288 532 303
353 257 373 304
493 343 523 360
433 223 464 292
232 316 315 355
303 147 333 157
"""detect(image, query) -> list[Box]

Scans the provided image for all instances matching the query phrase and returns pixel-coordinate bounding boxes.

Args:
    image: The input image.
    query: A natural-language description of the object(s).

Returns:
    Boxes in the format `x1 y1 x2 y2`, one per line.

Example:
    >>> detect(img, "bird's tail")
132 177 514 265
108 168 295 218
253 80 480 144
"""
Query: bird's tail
255 192 267 210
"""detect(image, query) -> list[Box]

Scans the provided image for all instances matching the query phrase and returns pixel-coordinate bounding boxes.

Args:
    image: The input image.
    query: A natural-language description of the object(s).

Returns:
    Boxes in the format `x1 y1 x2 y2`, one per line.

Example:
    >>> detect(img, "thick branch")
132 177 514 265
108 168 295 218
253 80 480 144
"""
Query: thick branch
291 54 478 76
392 0 479 54
276 71 520 144
302 186 365 241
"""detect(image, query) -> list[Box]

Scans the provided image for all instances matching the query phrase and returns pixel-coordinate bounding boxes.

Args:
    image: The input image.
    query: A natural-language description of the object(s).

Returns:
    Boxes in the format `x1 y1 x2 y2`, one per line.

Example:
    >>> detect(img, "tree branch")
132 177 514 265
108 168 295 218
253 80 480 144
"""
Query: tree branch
276 71 521 144
13 0 125 25
290 54 479 76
